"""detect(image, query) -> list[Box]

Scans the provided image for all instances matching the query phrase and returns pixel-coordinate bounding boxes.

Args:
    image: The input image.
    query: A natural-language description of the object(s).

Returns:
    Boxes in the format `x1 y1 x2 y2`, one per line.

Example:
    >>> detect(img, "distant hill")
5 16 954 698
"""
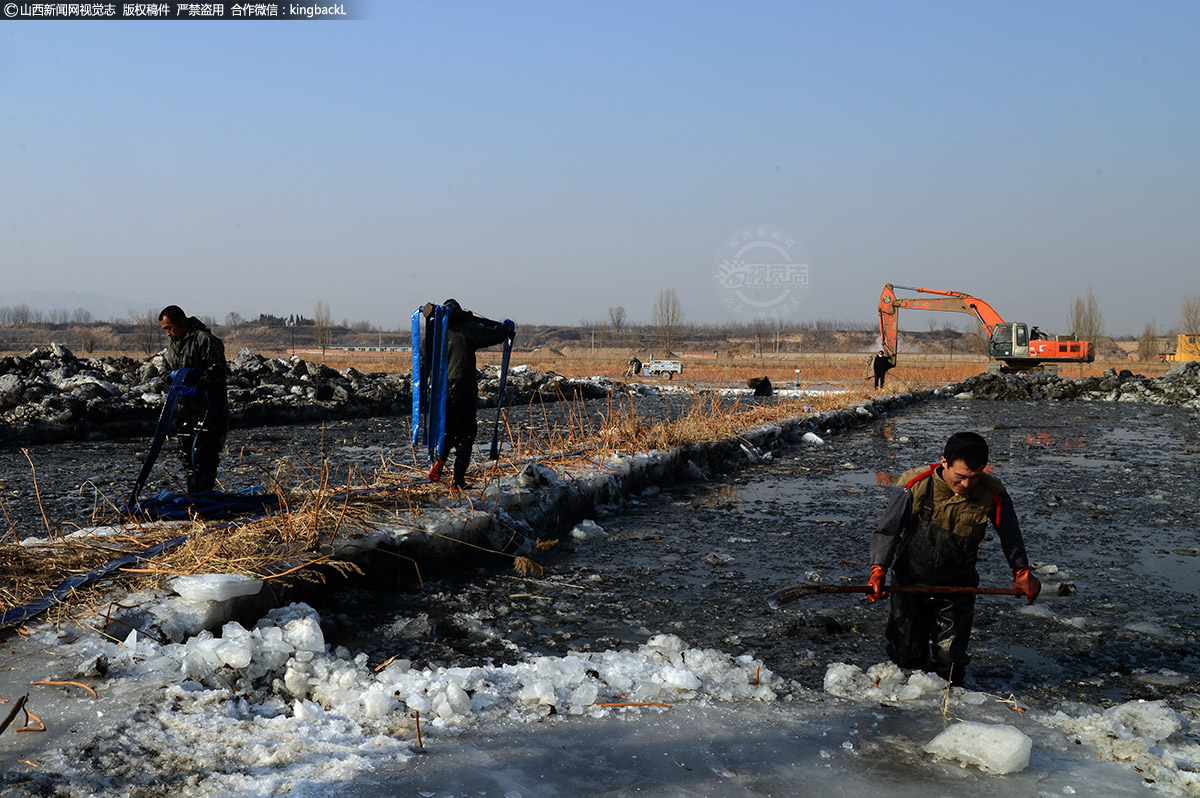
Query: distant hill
0 289 149 323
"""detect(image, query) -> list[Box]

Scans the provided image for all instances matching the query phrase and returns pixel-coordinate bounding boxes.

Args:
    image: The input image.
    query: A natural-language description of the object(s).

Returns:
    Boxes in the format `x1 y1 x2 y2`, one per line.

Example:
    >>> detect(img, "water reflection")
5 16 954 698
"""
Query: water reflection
1025 431 1087 449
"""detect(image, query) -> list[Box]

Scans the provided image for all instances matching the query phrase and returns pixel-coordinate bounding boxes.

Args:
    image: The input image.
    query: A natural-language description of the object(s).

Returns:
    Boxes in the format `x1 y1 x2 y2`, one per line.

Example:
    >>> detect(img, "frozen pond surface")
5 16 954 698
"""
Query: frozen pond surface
2 396 1199 796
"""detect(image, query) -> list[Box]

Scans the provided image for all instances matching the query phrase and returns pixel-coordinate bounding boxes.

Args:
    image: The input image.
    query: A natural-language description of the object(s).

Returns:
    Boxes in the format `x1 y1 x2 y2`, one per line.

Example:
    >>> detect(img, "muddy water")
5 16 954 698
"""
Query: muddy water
4 396 1198 710
311 398 1200 711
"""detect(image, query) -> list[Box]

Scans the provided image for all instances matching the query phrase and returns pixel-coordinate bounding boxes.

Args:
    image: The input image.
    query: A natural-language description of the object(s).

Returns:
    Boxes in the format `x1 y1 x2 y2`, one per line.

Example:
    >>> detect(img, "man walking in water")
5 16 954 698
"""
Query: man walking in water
867 431 1040 685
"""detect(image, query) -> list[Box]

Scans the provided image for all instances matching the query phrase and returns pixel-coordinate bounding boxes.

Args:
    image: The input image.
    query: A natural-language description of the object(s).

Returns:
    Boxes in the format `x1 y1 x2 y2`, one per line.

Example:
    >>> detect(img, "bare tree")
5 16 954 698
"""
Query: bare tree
608 306 628 333
966 321 991 356
71 307 93 323
651 288 684 353
1 303 34 324
313 301 334 356
131 306 162 355
1180 293 1200 335
1137 321 1160 362
1067 288 1104 343
73 325 98 354
224 311 244 329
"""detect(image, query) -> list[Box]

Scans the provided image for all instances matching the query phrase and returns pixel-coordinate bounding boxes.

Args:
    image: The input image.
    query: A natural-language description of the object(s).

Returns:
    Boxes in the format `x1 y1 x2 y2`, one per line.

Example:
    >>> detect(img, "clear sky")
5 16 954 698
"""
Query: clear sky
2 1 1197 335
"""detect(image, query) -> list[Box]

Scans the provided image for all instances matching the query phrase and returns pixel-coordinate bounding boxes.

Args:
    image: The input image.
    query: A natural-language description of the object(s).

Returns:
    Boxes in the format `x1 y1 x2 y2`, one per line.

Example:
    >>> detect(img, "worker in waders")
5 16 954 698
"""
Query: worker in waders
159 305 229 494
872 351 893 389
866 431 1041 685
423 299 513 490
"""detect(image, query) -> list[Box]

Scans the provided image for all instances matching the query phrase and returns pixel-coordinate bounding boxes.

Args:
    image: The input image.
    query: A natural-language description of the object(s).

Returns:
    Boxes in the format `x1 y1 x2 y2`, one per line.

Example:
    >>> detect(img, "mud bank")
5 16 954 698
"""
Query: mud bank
950 362 1200 407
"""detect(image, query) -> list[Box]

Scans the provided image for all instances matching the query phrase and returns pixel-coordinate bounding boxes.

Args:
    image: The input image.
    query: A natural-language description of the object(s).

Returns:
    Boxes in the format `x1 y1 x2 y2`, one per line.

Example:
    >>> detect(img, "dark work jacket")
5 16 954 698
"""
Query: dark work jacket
870 464 1030 585
162 317 229 420
446 311 508 403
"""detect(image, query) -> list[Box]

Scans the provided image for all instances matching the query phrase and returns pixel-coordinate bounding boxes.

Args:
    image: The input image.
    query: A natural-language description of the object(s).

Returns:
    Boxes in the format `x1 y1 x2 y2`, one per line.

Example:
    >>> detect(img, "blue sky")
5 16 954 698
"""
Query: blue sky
2 1 1197 334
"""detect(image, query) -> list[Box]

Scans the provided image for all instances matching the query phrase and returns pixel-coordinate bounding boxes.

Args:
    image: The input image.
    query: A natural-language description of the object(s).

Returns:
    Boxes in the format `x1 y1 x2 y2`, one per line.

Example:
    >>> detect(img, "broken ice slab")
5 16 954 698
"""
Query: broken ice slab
169 573 264 602
923 721 1032 774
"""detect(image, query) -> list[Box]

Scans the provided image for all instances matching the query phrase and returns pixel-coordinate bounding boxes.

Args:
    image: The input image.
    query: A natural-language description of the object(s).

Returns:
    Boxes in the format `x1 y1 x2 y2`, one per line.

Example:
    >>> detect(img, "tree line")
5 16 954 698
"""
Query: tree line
4 289 1199 361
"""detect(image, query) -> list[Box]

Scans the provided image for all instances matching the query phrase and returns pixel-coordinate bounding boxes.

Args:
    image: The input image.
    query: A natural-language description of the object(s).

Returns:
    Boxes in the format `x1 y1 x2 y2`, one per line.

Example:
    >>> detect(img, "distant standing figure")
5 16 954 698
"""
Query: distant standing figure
424 299 514 489
873 351 893 389
159 305 229 493
748 376 773 396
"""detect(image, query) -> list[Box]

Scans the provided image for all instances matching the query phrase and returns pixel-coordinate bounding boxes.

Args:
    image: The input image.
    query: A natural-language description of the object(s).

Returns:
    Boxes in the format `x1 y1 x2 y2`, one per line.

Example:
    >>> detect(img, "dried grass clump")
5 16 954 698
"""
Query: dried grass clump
0 523 200 625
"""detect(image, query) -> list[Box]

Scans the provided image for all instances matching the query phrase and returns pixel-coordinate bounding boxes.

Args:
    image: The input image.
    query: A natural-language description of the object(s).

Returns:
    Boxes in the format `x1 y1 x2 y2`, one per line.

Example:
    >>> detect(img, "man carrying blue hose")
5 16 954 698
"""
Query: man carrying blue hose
159 305 229 494
422 299 513 489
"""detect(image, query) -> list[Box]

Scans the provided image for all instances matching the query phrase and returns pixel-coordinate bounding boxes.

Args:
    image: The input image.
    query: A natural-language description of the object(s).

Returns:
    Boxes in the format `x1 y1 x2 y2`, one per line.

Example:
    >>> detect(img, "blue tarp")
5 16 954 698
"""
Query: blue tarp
129 487 280 520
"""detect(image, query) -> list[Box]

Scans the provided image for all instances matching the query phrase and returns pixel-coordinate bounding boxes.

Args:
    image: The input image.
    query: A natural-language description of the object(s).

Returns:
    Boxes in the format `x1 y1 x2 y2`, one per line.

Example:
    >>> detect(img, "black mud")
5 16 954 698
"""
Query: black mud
314 398 1200 711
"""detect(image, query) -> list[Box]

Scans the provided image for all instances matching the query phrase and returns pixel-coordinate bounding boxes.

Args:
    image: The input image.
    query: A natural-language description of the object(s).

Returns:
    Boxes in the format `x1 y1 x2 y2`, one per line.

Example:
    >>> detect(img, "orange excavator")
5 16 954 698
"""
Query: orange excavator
878 284 1095 373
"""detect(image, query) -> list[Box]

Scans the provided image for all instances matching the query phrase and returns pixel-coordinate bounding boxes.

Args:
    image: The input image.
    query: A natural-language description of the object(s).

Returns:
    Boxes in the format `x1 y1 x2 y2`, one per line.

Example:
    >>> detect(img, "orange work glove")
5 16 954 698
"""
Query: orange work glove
1012 567 1041 605
428 459 445 482
867 565 888 602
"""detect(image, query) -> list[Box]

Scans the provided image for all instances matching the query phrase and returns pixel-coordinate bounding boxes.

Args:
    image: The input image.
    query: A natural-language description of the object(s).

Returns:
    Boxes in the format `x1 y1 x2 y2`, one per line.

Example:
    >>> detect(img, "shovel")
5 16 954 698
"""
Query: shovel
767 581 1023 609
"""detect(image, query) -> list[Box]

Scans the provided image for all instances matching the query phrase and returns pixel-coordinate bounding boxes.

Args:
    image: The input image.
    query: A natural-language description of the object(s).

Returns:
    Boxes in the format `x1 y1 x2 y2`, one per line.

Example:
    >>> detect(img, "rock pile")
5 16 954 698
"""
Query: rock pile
949 363 1200 408
0 345 638 446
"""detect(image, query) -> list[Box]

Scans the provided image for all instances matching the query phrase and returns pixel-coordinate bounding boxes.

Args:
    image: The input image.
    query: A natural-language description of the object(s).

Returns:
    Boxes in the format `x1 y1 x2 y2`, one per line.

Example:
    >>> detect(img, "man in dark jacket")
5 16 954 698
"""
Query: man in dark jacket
866 431 1040 685
423 299 513 489
159 305 229 493
872 351 893 389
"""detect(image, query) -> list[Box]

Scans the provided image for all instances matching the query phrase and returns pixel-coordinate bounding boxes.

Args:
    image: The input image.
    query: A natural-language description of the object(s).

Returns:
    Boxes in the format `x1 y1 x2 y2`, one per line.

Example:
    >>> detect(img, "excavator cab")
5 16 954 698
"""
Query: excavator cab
988 322 1029 360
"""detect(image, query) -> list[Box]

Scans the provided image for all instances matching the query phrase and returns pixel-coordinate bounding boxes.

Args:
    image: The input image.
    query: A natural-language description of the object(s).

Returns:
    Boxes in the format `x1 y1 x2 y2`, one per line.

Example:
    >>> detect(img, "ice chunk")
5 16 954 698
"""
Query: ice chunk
181 634 224 681
865 661 905 691
359 685 396 719
1105 699 1181 742
802 432 824 445
567 682 599 714
924 722 1031 774
122 628 139 657
252 625 294 672
1125 620 1169 637
283 615 325 655
443 681 473 716
658 666 702 691
170 573 263 602
570 519 607 542
283 659 314 698
645 634 687 656
385 614 432 640
517 679 557 706
256 602 320 629
215 622 254 669
823 662 872 697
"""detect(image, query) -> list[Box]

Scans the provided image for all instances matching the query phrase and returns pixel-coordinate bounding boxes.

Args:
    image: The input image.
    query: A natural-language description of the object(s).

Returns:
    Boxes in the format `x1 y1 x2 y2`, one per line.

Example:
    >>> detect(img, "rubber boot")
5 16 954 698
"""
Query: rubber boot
428 459 444 482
